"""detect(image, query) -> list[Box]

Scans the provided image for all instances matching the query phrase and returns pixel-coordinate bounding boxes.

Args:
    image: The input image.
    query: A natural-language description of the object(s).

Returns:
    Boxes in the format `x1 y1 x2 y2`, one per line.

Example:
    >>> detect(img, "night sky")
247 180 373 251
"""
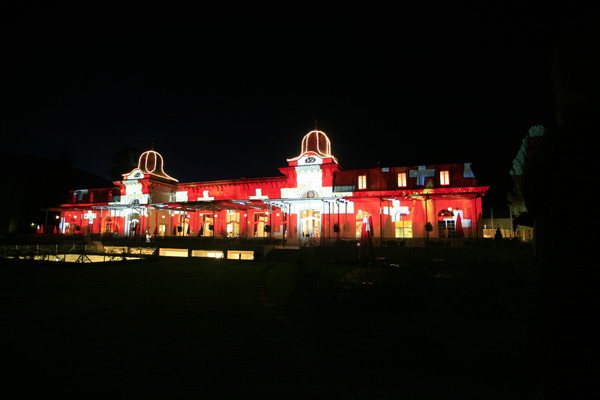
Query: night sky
2 2 588 207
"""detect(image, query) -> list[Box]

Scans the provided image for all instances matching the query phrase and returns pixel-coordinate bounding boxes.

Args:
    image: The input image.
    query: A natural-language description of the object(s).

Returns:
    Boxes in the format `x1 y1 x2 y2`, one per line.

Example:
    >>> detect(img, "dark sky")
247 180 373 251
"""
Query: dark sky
2 2 586 204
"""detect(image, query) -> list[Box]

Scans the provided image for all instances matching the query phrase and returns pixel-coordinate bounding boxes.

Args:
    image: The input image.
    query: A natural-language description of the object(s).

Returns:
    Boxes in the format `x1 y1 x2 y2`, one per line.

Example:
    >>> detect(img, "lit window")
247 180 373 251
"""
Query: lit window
397 172 407 187
226 210 240 237
159 248 189 257
438 220 456 238
191 250 224 258
358 175 367 190
227 250 254 260
395 220 413 238
440 170 450 185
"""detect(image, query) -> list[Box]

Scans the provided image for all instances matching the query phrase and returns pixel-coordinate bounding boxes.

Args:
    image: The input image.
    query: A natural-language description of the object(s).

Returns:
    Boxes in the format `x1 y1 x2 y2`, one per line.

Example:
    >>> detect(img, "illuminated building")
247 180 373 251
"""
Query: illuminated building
52 130 489 245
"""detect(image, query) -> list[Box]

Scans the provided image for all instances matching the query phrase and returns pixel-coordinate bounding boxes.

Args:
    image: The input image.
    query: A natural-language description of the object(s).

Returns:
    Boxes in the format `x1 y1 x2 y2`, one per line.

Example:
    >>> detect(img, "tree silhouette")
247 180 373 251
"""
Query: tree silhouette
525 17 600 398
108 146 140 180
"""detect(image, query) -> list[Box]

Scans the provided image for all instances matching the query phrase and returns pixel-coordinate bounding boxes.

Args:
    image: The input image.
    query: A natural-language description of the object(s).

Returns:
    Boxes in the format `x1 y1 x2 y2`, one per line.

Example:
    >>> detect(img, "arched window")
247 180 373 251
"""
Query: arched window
438 209 454 217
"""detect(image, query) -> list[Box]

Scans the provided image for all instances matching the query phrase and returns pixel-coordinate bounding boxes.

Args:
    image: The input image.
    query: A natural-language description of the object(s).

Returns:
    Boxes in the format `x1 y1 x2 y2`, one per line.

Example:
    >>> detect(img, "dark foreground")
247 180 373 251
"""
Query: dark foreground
1 254 541 399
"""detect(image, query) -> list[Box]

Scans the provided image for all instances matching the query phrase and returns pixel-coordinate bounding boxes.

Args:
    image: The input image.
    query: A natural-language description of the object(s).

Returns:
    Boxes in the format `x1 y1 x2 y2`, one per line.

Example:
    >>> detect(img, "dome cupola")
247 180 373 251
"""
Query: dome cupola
287 130 337 164
123 149 178 182
301 130 332 158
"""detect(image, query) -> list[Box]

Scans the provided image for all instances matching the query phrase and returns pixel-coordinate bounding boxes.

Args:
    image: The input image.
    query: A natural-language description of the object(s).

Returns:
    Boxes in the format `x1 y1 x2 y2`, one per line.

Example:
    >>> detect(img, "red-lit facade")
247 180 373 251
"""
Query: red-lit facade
54 130 489 244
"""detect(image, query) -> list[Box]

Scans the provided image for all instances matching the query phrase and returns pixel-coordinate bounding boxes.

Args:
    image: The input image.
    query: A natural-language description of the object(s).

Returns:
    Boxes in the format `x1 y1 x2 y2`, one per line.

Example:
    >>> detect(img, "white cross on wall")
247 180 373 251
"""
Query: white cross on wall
409 165 436 186
249 188 268 200
199 190 214 201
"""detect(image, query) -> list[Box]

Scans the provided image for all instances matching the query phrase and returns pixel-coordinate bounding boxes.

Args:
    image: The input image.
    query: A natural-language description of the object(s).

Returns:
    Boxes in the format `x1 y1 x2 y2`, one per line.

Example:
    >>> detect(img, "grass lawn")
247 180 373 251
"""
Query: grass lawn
1 255 541 399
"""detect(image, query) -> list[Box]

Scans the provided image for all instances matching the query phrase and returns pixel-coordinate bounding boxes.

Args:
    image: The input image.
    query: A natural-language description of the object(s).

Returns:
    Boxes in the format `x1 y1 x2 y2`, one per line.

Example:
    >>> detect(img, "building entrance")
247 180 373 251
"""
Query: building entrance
300 209 321 245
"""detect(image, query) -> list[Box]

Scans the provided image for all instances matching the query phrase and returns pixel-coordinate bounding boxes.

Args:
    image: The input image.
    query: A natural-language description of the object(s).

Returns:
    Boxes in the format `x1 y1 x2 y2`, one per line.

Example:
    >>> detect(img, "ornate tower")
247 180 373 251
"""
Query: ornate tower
286 130 338 166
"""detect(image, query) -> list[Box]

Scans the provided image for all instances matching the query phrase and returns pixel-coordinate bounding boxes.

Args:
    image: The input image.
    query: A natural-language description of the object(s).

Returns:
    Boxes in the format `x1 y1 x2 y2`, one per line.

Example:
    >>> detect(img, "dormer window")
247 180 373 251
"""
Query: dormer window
397 172 407 188
358 175 367 190
440 170 450 186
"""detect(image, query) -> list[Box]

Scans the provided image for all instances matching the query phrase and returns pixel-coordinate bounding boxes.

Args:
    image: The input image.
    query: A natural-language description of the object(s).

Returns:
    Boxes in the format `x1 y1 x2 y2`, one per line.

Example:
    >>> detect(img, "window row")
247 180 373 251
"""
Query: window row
357 170 451 190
